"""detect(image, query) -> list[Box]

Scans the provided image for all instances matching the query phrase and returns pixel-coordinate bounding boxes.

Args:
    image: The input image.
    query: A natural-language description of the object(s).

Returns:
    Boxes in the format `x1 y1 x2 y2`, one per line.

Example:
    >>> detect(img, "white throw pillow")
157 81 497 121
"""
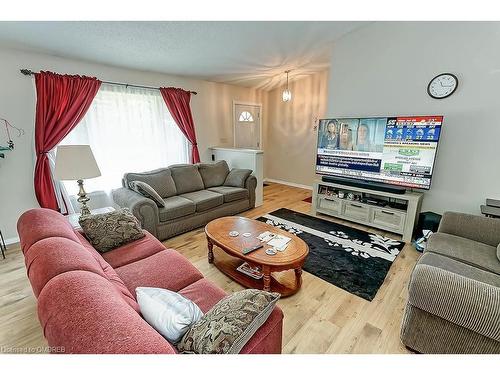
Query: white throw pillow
136 287 203 343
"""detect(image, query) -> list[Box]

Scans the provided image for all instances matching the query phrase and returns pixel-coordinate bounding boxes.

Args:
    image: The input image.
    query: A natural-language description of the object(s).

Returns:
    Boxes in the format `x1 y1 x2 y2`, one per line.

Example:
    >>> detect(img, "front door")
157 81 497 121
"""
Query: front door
233 103 261 149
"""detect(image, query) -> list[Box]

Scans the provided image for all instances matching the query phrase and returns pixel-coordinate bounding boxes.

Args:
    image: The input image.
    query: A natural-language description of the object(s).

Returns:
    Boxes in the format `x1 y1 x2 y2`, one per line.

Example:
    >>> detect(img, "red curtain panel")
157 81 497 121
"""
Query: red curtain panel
159 87 200 163
34 71 101 211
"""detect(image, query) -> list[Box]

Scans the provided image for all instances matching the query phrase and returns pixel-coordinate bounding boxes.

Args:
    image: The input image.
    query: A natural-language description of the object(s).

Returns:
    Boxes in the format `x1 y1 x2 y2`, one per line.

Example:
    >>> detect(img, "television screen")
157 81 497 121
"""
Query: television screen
316 116 443 190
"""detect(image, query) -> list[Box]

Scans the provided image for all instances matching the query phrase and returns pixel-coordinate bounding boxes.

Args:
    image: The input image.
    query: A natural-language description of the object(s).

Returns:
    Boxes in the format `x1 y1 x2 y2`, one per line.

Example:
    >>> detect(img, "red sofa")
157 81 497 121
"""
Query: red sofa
17 208 283 354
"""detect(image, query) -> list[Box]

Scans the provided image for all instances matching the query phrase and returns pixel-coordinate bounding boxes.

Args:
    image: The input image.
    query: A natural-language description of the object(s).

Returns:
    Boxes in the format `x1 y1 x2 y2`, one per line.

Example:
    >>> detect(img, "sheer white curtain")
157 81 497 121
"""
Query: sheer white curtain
60 83 189 208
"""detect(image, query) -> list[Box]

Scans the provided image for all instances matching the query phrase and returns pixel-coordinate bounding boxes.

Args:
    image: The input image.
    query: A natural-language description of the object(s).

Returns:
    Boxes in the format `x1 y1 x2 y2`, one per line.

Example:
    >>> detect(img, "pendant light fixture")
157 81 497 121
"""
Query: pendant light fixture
282 70 292 102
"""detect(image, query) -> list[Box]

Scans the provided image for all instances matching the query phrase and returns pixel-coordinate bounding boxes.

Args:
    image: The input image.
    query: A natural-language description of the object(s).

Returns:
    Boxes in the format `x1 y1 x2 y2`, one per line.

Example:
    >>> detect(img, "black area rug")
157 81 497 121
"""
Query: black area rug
256 208 405 301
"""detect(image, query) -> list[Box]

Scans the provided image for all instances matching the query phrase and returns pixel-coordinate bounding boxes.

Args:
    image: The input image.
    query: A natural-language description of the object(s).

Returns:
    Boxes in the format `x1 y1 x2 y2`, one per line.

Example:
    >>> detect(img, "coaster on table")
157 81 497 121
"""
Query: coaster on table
229 231 239 237
265 248 277 256
242 232 252 237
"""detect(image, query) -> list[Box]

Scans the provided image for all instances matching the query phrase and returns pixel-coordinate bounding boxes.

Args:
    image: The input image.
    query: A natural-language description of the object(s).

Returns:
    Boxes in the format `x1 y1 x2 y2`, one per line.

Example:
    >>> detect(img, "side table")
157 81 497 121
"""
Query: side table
67 207 115 230
480 199 500 218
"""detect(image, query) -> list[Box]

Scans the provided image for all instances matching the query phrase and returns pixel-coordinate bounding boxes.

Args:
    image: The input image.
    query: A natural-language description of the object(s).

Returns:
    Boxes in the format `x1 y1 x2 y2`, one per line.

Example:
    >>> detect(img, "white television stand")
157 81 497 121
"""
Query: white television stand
311 179 423 242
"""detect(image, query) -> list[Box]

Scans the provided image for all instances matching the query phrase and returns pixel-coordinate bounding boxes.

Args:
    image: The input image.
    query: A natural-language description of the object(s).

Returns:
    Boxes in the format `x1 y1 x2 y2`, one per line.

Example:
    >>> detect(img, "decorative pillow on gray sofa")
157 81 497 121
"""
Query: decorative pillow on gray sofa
198 160 230 188
123 168 177 198
223 169 252 188
170 164 205 194
129 180 166 208
176 289 280 354
136 287 203 343
79 208 145 253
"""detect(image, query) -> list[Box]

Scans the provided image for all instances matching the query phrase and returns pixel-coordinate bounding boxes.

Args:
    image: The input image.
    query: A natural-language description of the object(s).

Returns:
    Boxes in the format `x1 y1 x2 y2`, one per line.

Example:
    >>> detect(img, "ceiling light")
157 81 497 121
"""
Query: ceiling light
282 70 292 102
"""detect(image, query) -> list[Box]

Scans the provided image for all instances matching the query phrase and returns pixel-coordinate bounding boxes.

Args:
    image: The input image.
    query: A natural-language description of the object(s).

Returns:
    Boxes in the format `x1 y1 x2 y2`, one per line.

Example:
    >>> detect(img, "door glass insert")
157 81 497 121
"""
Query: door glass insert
238 111 254 122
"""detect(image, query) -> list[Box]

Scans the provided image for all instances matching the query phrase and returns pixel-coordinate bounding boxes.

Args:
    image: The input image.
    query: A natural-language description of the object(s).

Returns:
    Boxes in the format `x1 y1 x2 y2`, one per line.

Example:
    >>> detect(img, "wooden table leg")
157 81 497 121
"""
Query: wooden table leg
294 267 303 289
262 265 271 292
207 237 214 264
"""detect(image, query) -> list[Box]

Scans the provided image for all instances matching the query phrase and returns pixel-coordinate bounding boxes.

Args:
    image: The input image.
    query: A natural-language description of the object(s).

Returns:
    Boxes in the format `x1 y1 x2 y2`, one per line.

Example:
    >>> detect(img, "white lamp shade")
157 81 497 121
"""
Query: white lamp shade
55 145 101 181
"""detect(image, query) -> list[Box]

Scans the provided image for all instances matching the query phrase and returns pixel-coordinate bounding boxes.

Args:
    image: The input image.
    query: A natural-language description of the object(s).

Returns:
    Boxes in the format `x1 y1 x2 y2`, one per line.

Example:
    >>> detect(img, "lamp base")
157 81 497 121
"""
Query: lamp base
77 179 91 216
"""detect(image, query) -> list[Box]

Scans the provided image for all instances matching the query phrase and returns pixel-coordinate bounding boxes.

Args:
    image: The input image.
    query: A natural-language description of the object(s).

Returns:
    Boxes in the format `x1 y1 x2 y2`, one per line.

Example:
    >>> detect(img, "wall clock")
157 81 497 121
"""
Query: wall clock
427 73 458 99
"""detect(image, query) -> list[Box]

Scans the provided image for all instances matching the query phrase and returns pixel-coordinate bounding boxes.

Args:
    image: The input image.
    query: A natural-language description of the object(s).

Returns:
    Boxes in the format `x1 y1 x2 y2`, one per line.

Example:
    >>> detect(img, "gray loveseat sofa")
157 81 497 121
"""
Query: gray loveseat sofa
112 161 256 241
401 212 500 353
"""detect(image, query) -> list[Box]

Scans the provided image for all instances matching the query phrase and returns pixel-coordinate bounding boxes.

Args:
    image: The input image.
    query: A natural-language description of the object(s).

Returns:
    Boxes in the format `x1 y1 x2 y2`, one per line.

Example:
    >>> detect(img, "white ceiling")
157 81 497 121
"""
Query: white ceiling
0 21 366 90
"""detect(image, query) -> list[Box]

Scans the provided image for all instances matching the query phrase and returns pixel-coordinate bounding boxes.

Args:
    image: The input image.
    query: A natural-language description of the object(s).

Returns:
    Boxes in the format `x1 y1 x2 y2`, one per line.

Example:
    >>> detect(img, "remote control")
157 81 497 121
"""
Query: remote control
242 244 263 255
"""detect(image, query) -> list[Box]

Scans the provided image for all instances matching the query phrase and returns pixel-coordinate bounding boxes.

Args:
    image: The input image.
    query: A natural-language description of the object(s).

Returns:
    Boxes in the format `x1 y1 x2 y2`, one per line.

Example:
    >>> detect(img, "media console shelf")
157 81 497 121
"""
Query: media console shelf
311 179 423 242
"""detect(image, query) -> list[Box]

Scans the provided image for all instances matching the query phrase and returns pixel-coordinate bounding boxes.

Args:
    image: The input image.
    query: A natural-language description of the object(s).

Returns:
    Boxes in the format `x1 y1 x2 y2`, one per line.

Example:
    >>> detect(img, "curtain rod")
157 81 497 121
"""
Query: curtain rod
20 69 197 95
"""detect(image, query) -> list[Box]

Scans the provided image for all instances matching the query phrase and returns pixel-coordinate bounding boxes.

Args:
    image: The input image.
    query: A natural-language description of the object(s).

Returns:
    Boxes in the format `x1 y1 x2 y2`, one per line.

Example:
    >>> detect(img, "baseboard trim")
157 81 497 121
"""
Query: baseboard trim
5 236 20 246
264 178 313 191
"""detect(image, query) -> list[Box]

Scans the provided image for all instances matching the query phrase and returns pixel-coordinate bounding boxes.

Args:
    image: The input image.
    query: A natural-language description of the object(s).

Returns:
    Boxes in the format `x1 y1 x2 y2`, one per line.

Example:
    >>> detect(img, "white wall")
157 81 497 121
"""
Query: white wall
0 46 265 241
327 21 500 215
264 70 329 187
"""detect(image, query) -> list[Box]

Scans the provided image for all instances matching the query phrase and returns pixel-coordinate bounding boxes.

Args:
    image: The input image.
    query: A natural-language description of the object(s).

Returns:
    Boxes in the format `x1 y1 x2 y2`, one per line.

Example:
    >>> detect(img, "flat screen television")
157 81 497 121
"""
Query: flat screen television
316 116 443 190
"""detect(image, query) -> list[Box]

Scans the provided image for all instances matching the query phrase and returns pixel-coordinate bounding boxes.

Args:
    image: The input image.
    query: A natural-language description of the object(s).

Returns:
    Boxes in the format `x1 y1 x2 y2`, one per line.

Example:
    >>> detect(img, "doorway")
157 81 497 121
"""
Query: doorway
233 101 262 149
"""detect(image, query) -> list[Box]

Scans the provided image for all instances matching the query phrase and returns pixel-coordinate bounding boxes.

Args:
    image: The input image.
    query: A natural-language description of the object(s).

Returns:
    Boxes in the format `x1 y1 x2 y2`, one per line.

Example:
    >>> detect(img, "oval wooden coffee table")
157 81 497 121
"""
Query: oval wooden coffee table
205 216 309 297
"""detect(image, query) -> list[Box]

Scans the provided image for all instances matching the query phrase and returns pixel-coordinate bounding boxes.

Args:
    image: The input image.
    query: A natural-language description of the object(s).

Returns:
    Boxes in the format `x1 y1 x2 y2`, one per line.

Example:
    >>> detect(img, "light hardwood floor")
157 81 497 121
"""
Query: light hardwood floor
0 183 419 353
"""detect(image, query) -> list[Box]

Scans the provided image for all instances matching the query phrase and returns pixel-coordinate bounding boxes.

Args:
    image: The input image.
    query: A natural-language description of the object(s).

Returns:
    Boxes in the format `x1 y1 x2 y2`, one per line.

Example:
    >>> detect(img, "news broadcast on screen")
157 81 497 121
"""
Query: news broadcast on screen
316 116 443 189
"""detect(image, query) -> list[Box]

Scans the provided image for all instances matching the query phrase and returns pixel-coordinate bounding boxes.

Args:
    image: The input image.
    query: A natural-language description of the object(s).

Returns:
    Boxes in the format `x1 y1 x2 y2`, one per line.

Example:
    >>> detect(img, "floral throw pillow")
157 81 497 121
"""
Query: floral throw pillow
79 208 145 253
176 289 280 354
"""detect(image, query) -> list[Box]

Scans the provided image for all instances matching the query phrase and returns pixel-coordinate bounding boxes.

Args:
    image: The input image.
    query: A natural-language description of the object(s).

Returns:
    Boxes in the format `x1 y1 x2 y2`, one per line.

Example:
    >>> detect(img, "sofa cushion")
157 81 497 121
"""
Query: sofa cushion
129 181 166 207
115 249 204 296
17 208 81 253
170 164 205 194
98 231 166 268
176 289 280 354
73 231 140 313
426 232 500 275
497 243 500 262
24 237 107 297
418 252 500 287
207 186 249 203
79 209 145 253
224 169 252 188
180 190 224 212
159 196 196 222
408 252 500 341
37 271 176 354
93 254 141 314
124 168 177 199
24 234 140 313
178 278 227 313
198 160 230 188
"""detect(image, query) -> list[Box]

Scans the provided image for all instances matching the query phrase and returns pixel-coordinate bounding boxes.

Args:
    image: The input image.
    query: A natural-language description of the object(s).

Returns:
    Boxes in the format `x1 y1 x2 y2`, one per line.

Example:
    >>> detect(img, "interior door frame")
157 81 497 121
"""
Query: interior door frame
232 100 263 149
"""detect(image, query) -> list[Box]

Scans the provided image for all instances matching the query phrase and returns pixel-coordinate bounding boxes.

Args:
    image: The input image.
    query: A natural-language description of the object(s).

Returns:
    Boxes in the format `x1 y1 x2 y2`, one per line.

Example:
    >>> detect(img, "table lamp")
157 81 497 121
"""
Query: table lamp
55 145 101 216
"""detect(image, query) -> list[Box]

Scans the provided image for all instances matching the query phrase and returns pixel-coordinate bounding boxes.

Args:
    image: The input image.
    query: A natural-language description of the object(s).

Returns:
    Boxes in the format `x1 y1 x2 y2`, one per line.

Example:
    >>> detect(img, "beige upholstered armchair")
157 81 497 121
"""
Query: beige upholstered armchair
401 212 500 353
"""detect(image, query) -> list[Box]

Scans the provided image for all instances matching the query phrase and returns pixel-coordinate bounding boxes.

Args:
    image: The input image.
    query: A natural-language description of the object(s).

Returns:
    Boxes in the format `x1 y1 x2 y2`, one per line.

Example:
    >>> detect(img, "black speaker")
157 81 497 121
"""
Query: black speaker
415 211 442 238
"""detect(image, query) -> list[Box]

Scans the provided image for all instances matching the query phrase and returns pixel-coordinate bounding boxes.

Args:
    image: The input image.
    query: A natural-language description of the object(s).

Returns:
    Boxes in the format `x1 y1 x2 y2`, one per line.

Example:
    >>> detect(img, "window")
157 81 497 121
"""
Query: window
60 84 189 197
238 111 254 122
